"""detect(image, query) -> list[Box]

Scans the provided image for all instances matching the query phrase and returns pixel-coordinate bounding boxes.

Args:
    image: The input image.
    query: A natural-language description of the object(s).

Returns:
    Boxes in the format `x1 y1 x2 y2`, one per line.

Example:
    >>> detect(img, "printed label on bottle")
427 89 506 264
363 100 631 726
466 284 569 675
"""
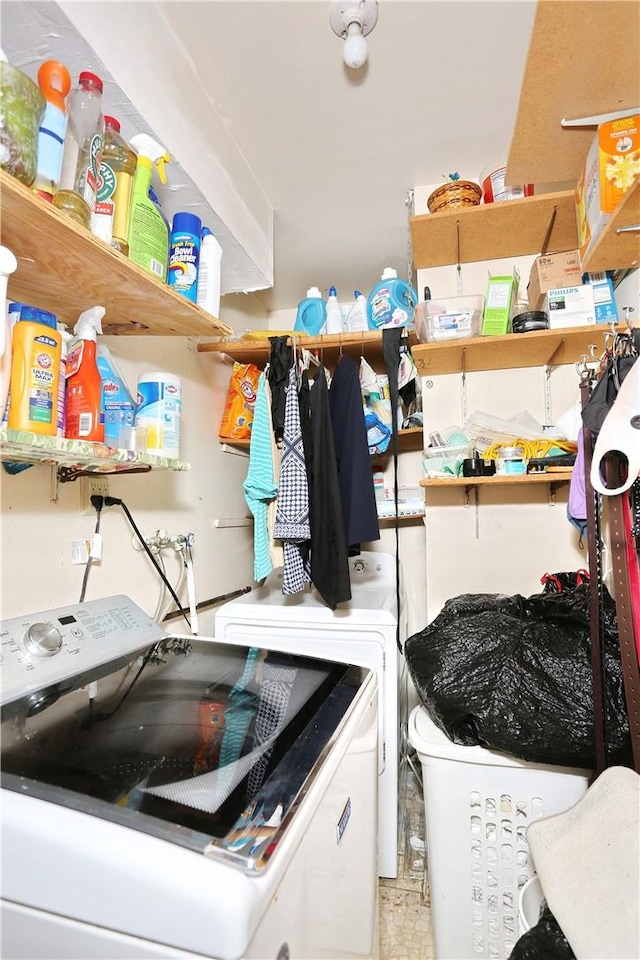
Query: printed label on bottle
29 351 56 424
136 380 181 457
66 341 84 378
81 133 103 211
168 233 199 301
91 159 116 243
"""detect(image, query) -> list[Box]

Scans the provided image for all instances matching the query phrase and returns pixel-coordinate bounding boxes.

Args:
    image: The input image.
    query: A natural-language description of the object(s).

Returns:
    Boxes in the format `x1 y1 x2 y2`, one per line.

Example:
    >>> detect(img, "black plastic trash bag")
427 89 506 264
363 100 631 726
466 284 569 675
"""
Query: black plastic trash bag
405 581 631 768
510 906 576 960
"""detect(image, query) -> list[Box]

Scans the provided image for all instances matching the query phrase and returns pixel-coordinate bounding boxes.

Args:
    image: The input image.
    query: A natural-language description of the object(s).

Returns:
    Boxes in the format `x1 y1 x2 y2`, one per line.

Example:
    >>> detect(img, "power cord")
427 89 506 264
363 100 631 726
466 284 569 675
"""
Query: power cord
79 494 103 603
103 496 191 629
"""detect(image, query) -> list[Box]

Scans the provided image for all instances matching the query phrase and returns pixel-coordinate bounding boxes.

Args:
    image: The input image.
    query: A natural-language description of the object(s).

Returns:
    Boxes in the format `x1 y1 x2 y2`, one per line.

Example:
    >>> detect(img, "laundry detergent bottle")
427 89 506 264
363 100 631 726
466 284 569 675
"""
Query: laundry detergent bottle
346 290 368 332
294 286 326 335
65 305 105 442
325 285 343 334
8 306 61 435
367 268 418 330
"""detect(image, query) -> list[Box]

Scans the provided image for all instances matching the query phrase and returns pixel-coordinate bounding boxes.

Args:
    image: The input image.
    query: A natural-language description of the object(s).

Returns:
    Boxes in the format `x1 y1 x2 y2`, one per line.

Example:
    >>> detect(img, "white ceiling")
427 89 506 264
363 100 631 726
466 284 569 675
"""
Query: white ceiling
159 0 538 311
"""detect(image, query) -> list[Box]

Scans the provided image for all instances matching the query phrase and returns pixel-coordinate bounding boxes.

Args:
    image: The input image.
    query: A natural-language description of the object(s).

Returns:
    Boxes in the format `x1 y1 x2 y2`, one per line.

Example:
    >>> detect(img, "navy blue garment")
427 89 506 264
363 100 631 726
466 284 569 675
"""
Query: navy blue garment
309 366 351 608
329 355 380 553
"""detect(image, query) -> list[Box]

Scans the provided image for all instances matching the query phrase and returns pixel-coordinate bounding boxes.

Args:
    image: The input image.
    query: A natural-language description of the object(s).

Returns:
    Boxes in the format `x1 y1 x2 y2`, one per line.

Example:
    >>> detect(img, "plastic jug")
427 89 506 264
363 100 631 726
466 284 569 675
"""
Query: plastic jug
367 268 418 330
0 246 18 421
325 285 343 334
294 286 326 336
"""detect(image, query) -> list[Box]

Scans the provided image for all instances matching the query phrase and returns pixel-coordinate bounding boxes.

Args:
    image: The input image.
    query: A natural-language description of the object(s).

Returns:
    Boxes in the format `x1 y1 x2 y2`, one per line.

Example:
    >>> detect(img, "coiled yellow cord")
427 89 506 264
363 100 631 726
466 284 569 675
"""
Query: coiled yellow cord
482 438 578 461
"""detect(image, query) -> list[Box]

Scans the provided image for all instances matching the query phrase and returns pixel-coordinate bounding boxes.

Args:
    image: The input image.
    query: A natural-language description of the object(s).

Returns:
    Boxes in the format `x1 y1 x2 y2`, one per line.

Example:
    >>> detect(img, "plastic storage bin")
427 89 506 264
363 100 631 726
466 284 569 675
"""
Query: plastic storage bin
408 705 590 960
415 295 485 343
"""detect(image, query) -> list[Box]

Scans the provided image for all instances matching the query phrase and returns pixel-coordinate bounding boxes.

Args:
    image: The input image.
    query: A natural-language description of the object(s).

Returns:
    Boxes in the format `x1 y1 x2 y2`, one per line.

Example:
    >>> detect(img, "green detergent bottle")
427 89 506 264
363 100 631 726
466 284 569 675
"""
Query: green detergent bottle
128 134 171 280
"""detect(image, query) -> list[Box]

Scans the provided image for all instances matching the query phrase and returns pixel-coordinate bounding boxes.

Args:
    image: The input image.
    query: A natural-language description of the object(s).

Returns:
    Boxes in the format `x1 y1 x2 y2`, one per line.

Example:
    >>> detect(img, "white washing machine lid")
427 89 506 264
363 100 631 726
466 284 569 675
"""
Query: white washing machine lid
217 581 397 627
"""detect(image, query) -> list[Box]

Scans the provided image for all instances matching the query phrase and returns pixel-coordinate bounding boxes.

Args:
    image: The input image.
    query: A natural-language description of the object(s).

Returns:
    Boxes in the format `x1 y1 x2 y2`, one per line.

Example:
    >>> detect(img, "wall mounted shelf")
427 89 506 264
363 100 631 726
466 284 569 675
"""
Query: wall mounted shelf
420 469 573 507
581 180 640 273
0 170 232 337
410 190 578 269
0 428 190 481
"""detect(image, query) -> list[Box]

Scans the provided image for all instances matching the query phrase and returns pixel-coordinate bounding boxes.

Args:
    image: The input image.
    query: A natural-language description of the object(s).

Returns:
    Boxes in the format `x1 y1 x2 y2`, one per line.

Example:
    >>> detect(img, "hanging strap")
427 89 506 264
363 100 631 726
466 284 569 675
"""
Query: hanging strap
383 327 403 654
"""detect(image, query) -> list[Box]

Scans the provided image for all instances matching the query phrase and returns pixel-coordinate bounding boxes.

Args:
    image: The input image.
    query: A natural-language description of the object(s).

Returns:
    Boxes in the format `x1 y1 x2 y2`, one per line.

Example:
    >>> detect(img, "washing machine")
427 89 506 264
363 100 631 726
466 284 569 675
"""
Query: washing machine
215 551 407 879
1 595 379 960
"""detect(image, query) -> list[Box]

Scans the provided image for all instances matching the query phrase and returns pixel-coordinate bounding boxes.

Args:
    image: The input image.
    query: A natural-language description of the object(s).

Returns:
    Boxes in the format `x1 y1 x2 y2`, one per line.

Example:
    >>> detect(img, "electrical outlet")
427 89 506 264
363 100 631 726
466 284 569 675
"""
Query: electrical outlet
81 477 109 515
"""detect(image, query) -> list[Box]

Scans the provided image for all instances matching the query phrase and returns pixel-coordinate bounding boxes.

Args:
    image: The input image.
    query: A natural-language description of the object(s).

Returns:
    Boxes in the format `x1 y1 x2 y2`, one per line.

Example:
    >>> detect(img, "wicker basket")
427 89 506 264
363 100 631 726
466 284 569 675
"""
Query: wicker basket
427 180 482 213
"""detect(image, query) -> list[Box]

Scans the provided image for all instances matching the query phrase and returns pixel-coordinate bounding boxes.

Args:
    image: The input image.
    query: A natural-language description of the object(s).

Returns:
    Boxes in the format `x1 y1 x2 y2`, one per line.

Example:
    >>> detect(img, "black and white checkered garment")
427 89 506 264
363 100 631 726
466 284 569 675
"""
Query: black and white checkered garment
274 366 311 593
247 662 298 800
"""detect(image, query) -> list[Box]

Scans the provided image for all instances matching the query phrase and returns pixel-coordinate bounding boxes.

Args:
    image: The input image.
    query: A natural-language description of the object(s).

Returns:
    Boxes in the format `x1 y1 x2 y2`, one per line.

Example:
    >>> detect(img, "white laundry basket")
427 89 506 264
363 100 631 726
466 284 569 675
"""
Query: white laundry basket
408 705 590 960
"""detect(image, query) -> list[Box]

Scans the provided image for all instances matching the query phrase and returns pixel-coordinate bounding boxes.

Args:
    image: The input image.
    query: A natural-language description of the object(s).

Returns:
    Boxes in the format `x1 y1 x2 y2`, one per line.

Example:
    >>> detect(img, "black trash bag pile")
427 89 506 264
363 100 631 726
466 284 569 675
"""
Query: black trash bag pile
405 579 631 768
510 906 576 960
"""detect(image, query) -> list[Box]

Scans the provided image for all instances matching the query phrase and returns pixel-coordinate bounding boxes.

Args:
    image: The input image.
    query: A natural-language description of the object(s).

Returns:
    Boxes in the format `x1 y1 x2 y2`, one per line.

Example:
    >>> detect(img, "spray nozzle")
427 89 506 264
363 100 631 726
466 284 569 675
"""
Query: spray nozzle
74 305 105 341
130 134 171 184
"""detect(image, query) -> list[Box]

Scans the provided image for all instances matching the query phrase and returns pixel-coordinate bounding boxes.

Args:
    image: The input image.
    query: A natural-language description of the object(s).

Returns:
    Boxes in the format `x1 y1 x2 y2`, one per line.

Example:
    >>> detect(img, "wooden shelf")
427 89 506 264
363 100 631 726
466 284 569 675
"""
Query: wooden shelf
0 427 190 479
378 513 424 525
581 180 640 273
0 170 232 337
199 330 419 369
411 325 614 377
409 191 577 269
506 1 640 186
220 426 424 455
420 470 573 488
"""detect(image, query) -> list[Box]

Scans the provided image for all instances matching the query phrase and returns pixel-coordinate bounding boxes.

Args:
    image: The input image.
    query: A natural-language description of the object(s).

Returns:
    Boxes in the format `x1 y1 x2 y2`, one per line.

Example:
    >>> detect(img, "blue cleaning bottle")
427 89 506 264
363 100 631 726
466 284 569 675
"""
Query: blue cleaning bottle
367 268 418 330
168 212 201 302
294 286 327 336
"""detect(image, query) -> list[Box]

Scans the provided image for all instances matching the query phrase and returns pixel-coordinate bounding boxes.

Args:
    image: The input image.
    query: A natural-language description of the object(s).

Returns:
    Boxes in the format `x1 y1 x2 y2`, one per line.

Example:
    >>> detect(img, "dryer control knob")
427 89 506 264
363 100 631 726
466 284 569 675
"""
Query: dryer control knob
353 559 366 572
24 622 63 658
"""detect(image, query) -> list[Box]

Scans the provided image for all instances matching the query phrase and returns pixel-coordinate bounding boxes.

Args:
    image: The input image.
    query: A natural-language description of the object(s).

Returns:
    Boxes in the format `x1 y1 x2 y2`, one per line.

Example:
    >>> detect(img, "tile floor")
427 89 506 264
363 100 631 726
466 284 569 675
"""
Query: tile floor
378 766 435 960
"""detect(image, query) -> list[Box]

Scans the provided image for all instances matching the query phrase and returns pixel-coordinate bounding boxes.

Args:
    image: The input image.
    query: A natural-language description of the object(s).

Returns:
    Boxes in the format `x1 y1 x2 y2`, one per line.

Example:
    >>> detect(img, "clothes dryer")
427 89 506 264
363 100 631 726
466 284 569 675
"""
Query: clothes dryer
215 551 406 879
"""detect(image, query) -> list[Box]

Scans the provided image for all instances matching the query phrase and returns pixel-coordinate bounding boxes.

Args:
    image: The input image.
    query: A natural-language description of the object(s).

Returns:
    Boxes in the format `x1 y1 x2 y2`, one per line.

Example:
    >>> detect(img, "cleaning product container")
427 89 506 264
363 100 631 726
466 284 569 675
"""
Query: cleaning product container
480 164 534 204
8 306 61 435
168 212 201 302
34 60 71 199
414 295 485 342
196 227 223 318
408 705 589 960
294 286 326 335
367 268 418 330
0 246 18 422
135 371 181 459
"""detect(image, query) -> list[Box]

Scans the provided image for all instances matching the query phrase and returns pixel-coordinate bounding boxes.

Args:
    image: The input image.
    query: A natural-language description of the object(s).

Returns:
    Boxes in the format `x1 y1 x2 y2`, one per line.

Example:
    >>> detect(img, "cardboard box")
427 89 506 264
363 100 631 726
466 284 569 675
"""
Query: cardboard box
482 269 519 336
543 284 596 328
527 250 582 311
583 272 618 324
575 113 640 261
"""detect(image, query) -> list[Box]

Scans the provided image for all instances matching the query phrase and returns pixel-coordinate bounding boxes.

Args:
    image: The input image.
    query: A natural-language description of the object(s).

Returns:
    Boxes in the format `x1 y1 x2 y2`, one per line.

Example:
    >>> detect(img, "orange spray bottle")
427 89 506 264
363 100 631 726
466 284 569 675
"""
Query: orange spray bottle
65 305 105 442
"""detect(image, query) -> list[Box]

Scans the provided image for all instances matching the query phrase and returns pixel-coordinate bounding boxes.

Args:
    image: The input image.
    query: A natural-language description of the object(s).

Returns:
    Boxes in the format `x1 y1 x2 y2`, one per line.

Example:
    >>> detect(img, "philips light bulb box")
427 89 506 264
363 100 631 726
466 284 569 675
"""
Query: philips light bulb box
543 284 596 328
481 268 519 336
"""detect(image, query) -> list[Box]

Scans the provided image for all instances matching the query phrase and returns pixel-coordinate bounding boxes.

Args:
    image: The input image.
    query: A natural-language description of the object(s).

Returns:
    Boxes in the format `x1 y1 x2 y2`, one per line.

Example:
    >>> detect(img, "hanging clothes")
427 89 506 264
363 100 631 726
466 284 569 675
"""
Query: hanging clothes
273 366 311 593
264 377 284 571
243 373 278 582
329 354 380 554
266 336 293 441
309 365 351 608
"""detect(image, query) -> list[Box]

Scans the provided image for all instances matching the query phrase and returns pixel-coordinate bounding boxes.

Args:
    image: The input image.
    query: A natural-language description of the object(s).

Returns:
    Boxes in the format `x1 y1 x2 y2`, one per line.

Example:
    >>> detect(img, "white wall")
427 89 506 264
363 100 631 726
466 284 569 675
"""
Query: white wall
0 293 268 625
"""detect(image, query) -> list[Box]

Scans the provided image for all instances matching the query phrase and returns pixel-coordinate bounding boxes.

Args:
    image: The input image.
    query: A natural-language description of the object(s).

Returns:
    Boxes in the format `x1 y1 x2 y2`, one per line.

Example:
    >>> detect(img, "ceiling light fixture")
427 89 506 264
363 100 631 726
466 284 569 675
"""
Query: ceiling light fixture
330 1 378 70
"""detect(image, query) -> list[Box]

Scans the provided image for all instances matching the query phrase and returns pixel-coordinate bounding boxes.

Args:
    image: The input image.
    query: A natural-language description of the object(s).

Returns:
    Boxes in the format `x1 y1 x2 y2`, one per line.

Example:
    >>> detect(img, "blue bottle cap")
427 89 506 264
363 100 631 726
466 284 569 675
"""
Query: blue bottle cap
354 290 362 298
19 306 57 329
329 285 337 296
201 226 212 239
171 211 202 236
8 302 26 315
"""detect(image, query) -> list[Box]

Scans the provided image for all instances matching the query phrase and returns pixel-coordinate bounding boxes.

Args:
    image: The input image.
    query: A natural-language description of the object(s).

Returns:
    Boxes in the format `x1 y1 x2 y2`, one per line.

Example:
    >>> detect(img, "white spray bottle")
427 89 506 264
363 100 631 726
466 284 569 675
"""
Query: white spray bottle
0 246 18 421
197 227 223 319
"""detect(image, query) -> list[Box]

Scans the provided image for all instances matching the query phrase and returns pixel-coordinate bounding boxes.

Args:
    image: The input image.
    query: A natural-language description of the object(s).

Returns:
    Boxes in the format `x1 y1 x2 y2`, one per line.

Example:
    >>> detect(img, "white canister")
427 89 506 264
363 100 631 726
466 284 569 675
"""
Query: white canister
135 371 181 459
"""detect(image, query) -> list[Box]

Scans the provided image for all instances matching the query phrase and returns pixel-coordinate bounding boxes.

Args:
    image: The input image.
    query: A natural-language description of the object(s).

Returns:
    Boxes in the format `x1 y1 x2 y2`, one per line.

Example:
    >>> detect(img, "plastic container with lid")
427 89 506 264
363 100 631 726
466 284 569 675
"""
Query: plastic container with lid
496 444 527 475
294 286 326 335
135 371 181 459
325 285 343 334
480 163 534 204
8 305 62 435
57 71 105 224
415 295 485 342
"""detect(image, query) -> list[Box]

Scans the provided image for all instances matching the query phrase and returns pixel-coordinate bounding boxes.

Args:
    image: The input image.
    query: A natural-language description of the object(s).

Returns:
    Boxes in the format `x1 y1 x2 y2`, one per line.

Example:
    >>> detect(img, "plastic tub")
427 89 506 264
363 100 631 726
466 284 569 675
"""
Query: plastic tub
408 705 590 960
480 164 534 204
415 295 484 343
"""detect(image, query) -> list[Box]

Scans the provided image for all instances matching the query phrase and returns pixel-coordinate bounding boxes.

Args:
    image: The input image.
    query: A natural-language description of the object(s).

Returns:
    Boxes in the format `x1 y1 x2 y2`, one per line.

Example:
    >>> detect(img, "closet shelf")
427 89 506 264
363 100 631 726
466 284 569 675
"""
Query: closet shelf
0 170 231 337
221 426 424 455
506 1 640 186
409 190 577 269
0 428 190 479
199 330 419 369
420 470 573 488
581 180 640 273
411 326 615 377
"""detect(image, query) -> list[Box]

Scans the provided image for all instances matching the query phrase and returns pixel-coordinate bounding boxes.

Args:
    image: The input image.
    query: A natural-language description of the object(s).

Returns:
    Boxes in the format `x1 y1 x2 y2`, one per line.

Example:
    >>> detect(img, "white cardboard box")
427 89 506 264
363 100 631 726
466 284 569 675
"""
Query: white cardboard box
543 284 596 328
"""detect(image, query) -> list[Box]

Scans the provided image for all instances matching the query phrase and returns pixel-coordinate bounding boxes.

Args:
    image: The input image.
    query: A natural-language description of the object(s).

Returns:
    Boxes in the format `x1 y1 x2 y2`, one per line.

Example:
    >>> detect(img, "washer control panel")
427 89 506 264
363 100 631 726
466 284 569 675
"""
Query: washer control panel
1 595 165 707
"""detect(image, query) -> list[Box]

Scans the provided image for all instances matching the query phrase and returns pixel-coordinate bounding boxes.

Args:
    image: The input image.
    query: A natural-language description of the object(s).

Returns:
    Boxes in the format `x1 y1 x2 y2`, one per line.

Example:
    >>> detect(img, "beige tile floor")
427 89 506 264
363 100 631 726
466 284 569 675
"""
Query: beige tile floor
378 768 435 960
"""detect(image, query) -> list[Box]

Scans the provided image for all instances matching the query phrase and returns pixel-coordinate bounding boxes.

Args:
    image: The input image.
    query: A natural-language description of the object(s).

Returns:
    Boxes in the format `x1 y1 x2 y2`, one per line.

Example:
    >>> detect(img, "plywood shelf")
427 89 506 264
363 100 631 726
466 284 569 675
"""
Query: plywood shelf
506 1 640 186
0 170 232 336
411 325 613 377
199 330 419 370
420 470 573 488
581 180 640 273
221 426 423 455
409 191 577 269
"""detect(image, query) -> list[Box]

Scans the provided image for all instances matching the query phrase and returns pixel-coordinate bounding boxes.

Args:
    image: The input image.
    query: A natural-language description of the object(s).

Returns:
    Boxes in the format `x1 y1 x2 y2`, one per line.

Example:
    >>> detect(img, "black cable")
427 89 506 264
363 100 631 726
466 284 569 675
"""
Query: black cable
79 495 103 603
103 496 191 629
